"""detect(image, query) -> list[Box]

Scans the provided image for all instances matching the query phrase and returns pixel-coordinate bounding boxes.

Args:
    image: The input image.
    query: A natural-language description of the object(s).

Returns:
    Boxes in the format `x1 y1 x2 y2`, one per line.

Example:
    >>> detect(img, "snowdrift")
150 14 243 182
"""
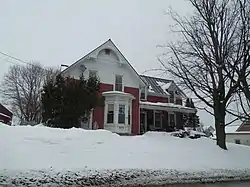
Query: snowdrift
1 124 250 186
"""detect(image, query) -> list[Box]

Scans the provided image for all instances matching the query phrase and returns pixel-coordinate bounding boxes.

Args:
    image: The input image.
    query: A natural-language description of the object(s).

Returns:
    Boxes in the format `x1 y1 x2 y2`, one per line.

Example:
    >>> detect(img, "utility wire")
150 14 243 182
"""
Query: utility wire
0 51 31 66
0 51 55 72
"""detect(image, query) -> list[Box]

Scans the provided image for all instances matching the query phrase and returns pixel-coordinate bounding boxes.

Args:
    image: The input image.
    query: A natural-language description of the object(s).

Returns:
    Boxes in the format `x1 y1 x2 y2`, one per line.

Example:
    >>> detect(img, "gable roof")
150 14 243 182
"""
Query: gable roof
237 120 250 132
141 75 172 95
0 103 13 117
140 75 186 98
61 39 146 86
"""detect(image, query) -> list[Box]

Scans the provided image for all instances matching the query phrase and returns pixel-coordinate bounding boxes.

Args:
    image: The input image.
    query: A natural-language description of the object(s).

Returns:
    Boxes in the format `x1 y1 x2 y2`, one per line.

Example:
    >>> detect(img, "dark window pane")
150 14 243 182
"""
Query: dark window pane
107 104 114 123
169 114 175 127
128 105 131 125
105 49 111 55
235 139 241 144
118 105 125 124
115 84 122 91
141 92 145 100
155 112 161 128
175 99 182 105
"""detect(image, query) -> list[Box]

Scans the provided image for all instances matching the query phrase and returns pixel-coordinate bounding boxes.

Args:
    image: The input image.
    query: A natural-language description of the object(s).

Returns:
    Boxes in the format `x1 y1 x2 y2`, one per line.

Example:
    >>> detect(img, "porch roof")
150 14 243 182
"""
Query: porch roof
140 101 196 114
102 91 135 100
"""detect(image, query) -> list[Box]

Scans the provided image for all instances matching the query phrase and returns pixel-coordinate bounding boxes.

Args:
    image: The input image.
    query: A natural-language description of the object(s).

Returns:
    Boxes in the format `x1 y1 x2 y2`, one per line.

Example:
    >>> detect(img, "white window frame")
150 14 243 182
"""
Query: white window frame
106 104 114 124
114 74 123 92
140 87 147 100
118 104 126 124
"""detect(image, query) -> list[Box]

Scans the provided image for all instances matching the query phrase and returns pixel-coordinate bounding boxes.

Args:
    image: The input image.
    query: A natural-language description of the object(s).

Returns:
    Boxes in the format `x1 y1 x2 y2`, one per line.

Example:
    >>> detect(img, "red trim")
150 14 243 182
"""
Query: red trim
124 87 140 135
92 83 113 129
147 95 168 103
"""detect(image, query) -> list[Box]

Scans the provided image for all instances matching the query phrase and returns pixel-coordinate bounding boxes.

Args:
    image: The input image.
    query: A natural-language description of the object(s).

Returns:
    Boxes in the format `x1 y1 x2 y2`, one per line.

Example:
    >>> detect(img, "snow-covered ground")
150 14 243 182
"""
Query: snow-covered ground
1 123 250 186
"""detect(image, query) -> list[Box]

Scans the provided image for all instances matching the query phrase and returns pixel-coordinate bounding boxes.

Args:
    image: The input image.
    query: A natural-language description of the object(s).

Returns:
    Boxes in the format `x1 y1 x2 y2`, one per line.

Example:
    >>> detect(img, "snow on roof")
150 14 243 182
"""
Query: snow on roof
102 91 135 99
140 101 196 113
0 103 13 115
225 125 240 133
156 81 171 95
0 113 12 119
227 131 250 134
148 85 155 93
213 125 241 136
140 75 172 95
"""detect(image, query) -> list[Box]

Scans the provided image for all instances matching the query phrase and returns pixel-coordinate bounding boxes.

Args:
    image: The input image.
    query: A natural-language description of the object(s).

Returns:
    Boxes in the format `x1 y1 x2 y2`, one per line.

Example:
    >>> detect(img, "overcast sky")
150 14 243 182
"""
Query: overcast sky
0 0 214 126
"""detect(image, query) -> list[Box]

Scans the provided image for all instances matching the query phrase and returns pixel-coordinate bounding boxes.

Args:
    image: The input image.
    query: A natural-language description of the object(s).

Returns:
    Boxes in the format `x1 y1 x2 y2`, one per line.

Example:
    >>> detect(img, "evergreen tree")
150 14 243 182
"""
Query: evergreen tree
41 74 102 128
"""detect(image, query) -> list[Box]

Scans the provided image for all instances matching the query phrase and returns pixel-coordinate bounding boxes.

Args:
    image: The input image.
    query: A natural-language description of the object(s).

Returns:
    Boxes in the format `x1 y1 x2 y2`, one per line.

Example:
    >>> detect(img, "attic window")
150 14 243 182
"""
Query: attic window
105 49 111 55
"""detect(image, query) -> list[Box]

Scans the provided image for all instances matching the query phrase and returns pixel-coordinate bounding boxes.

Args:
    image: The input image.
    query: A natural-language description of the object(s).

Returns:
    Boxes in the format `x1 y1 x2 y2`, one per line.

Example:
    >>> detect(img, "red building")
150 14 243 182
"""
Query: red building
0 103 13 125
61 39 196 135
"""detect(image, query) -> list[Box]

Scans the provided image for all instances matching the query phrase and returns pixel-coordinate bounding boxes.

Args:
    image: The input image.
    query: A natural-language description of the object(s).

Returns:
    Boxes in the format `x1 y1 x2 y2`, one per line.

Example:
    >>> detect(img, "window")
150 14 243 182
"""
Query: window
105 49 111 55
235 139 241 144
175 98 182 105
128 105 131 125
140 88 146 100
107 104 114 123
89 70 97 78
169 113 175 127
118 104 125 124
169 91 174 103
115 75 123 91
154 112 161 128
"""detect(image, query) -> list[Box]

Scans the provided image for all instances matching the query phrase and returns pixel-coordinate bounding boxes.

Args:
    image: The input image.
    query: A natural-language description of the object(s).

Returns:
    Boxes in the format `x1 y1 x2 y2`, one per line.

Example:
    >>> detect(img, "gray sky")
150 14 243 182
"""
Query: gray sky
0 0 213 126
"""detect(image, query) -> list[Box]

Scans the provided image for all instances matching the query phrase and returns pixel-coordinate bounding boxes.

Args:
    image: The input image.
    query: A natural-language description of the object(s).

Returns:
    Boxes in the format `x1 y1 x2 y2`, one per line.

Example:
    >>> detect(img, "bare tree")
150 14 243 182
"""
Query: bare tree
161 0 250 149
0 63 59 125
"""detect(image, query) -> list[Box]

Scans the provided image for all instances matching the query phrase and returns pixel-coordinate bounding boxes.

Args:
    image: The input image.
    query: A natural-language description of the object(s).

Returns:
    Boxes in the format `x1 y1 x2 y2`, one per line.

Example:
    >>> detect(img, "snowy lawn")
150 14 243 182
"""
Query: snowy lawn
1 123 250 186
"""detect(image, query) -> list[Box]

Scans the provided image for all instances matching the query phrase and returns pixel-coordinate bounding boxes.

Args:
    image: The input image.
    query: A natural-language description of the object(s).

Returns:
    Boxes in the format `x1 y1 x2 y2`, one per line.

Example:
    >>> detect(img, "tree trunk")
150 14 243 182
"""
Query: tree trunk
214 103 227 150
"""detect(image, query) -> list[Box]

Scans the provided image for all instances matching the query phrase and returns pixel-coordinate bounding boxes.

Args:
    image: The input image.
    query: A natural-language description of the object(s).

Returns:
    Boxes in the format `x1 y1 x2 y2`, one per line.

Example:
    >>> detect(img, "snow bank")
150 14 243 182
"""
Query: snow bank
1 126 250 186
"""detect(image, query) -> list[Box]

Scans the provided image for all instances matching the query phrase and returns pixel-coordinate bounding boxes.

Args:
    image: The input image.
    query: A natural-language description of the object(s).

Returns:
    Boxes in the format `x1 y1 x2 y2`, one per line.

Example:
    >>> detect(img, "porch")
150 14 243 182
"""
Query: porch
139 101 196 134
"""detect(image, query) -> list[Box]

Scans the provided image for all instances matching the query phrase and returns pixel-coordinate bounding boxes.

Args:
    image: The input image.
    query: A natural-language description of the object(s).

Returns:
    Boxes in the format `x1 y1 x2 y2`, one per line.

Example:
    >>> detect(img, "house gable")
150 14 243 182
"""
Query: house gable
61 39 146 89
237 120 250 131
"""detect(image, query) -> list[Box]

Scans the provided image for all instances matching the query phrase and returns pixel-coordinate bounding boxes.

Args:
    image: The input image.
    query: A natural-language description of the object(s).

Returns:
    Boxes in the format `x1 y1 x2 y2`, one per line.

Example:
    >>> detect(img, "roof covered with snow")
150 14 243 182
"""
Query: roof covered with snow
225 125 240 133
213 125 241 136
140 75 172 95
140 75 186 98
140 101 196 113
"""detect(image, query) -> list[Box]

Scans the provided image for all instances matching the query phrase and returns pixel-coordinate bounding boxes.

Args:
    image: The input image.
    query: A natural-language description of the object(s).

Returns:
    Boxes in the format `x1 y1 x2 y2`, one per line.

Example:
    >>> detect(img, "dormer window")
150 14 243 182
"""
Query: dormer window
140 87 147 100
169 90 174 103
105 49 111 55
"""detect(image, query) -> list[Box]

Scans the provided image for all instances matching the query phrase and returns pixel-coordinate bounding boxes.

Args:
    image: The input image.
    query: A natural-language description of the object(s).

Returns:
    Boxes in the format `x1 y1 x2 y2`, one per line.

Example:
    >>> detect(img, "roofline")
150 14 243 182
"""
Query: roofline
0 112 12 119
0 103 13 114
60 39 147 87
140 74 172 82
61 39 110 75
109 39 147 86
226 132 250 135
236 120 249 132
141 74 187 98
